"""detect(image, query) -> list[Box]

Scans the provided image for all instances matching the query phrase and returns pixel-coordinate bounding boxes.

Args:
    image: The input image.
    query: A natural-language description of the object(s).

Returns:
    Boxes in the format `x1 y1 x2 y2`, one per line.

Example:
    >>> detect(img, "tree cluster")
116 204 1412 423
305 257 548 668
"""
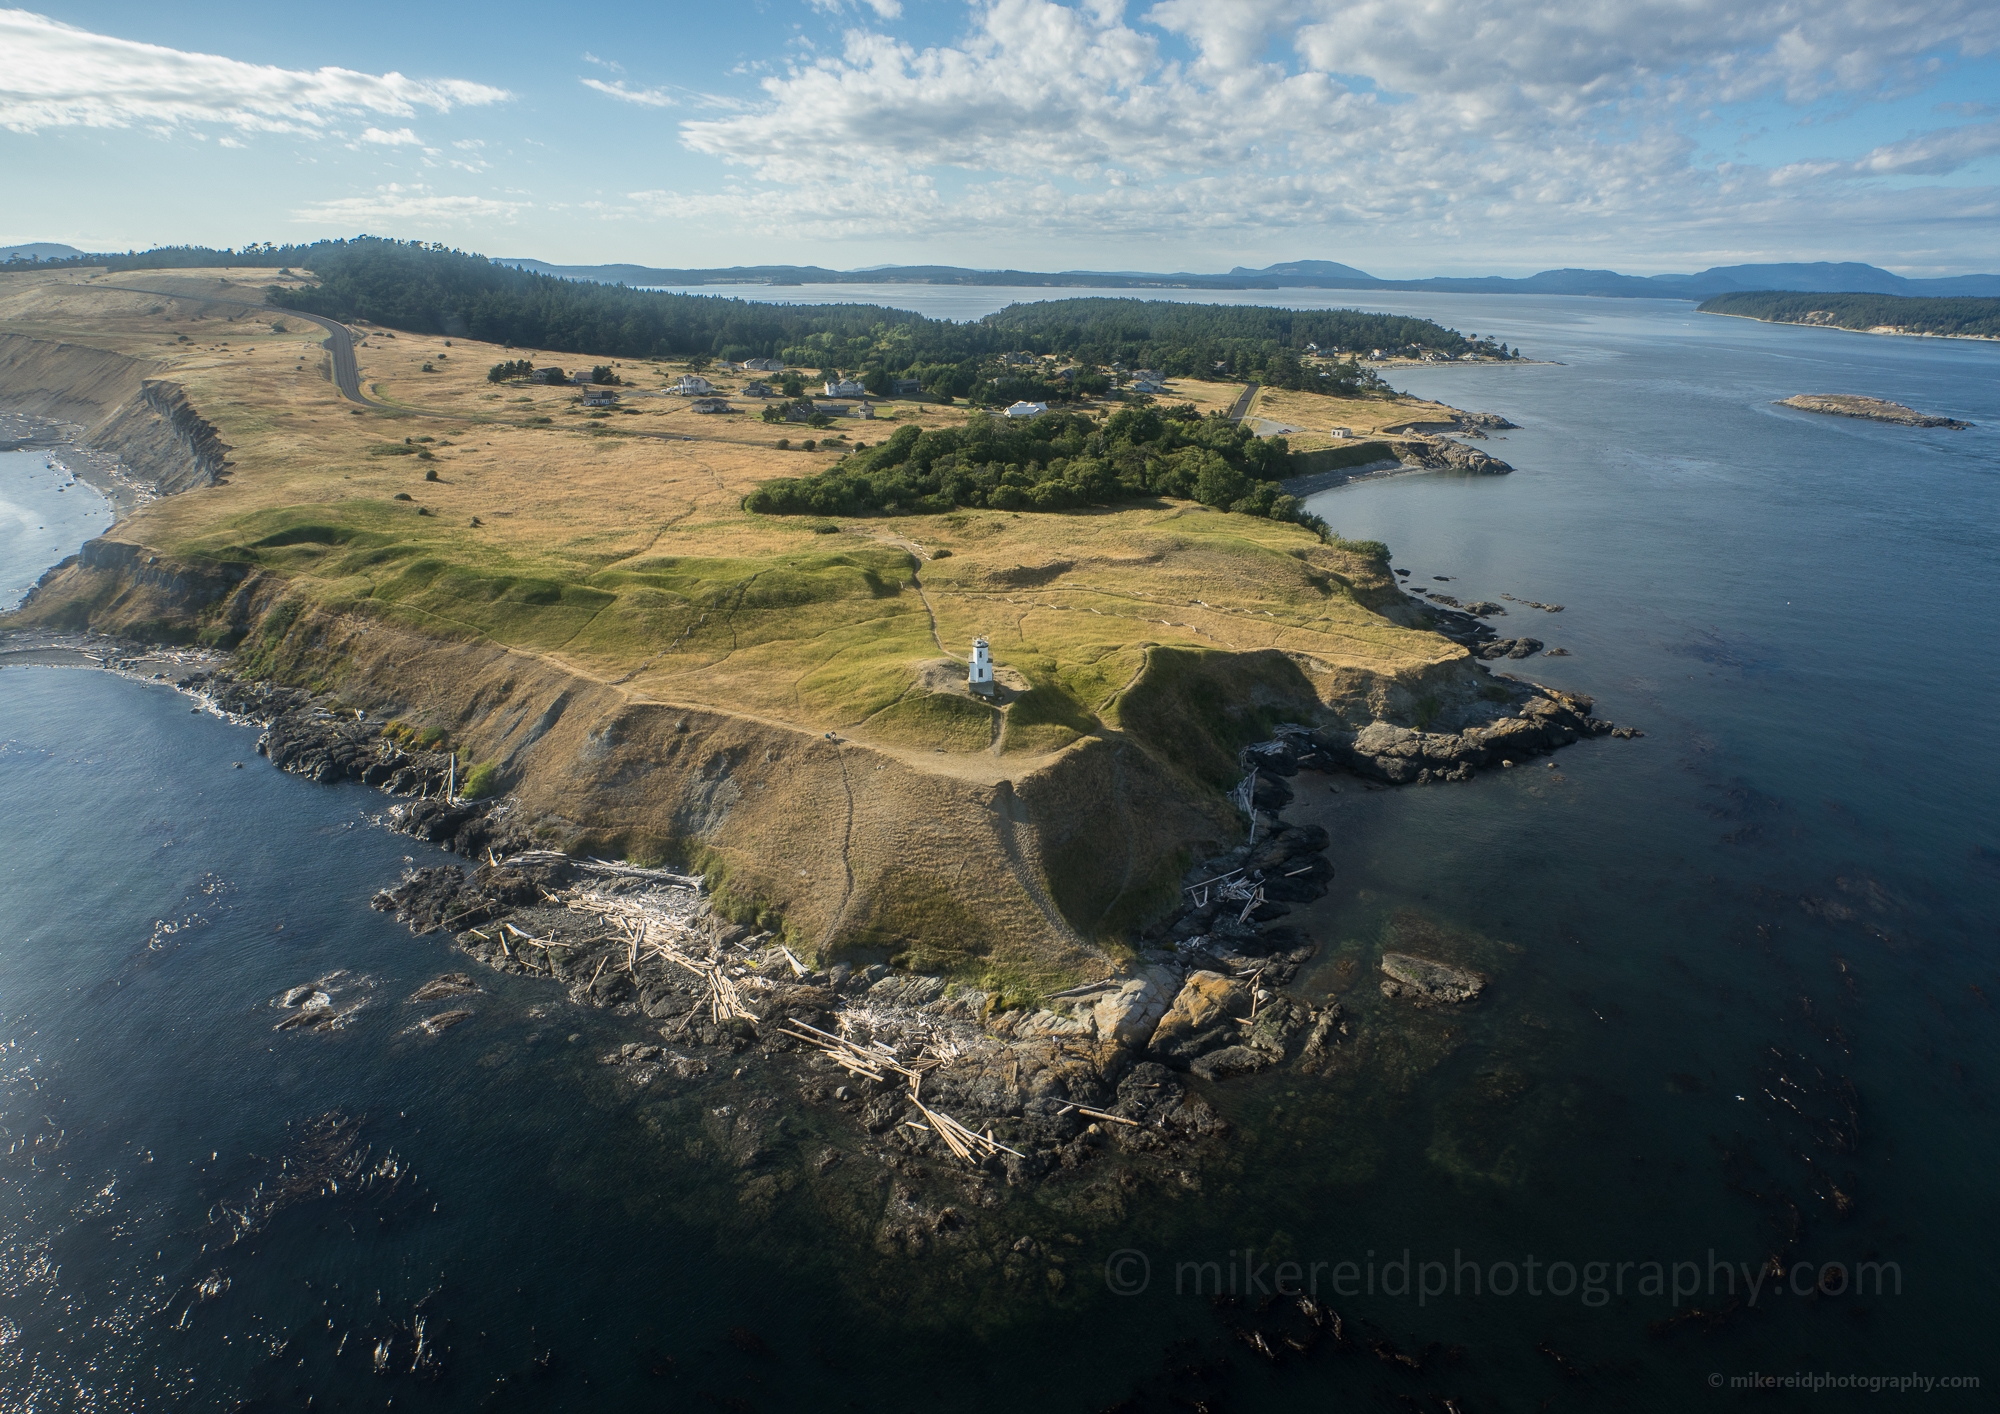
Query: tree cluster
743 406 1323 535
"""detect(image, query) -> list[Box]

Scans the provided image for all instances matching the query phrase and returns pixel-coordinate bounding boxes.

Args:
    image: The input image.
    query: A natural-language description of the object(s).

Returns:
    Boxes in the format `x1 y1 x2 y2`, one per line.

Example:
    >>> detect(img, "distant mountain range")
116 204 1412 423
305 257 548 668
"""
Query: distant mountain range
6 241 1995 299
1 242 87 262
496 255 2000 300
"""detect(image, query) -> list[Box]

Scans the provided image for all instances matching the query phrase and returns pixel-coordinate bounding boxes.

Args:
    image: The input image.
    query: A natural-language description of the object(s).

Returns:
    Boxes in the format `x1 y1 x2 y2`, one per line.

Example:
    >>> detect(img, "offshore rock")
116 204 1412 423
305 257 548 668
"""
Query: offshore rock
1380 952 1486 1006
1475 637 1545 660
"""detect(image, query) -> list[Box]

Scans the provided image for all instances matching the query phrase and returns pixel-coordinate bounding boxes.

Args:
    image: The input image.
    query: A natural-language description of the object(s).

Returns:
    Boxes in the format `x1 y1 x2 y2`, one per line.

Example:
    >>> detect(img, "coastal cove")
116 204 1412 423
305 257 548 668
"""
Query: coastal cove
2 292 1998 1409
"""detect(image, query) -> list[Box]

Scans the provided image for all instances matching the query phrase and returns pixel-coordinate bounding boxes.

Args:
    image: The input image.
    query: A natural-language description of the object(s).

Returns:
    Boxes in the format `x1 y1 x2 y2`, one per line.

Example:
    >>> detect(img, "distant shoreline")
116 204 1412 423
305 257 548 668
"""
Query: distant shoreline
1700 309 2000 344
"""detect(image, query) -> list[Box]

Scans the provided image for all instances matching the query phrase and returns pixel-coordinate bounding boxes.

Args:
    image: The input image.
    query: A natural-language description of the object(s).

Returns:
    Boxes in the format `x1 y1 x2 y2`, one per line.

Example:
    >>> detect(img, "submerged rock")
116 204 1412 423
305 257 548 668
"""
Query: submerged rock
410 972 479 1002
1379 952 1486 1006
418 1008 474 1035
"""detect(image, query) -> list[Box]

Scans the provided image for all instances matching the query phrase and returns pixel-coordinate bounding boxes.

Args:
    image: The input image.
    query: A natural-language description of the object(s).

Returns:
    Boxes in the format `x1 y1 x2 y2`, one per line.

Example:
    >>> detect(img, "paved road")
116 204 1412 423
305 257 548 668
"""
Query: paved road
1225 381 1260 421
112 281 376 407
283 309 370 405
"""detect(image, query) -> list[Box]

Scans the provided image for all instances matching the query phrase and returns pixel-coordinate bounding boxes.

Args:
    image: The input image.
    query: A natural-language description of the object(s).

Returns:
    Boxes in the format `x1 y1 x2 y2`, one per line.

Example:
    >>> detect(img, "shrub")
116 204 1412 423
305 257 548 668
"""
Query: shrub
460 761 501 799
776 437 790 449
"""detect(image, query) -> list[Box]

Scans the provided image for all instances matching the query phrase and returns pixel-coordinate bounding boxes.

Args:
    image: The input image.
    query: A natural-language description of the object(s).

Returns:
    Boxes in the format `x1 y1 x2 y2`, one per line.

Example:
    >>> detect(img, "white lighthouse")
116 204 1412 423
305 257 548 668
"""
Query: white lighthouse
968 636 995 696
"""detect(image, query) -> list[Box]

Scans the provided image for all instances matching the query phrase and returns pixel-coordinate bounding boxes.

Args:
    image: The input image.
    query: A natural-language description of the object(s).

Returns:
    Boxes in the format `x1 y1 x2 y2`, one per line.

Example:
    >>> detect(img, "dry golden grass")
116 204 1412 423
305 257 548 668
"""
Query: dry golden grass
4 267 1461 783
1246 385 1464 452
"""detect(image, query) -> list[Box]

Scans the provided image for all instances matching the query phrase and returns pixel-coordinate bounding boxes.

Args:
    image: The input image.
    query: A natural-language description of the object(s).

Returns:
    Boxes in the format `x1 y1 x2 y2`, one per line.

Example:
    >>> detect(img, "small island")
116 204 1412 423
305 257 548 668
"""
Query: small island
1776 394 1971 429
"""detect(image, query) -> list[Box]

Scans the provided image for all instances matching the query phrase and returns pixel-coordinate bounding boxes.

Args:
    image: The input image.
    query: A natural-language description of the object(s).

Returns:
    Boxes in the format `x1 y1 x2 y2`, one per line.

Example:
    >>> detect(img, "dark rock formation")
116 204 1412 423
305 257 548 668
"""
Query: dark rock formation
1380 952 1485 1005
1397 436 1513 474
1474 637 1545 659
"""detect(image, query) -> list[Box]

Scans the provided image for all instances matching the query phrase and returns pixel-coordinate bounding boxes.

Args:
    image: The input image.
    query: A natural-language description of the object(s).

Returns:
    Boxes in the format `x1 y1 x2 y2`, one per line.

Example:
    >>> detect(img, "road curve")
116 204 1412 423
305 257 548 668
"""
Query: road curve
107 282 375 407
282 309 370 405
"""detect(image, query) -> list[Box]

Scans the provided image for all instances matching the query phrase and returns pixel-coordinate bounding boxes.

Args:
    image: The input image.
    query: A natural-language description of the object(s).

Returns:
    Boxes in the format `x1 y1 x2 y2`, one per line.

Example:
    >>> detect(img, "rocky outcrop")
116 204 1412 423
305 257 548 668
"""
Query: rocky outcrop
1382 410 1518 438
1148 971 1251 1062
1397 436 1513 474
1777 394 1970 429
1089 967 1179 1047
16 539 256 627
1473 636 1544 659
1249 685 1616 785
1379 952 1485 1005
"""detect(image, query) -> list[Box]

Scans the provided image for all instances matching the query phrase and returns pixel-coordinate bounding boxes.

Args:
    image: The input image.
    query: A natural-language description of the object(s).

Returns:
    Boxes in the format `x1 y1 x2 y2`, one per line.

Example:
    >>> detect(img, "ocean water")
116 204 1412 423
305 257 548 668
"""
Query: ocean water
2 298 1997 1409
1 447 113 609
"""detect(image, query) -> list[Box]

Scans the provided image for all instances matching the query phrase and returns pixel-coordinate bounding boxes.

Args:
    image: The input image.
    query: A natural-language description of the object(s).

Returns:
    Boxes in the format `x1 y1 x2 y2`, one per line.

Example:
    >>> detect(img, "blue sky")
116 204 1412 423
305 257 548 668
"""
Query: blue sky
4 1 1998 276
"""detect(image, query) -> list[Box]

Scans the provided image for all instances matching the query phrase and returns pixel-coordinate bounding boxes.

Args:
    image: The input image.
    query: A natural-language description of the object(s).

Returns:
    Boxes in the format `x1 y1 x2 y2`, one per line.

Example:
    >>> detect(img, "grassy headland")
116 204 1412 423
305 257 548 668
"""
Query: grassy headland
0 259 1504 996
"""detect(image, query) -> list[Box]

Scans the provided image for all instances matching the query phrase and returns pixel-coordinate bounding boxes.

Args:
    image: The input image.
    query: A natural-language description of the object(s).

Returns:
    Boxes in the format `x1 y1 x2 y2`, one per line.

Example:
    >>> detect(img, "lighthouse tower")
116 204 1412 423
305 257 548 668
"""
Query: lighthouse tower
968 637 995 696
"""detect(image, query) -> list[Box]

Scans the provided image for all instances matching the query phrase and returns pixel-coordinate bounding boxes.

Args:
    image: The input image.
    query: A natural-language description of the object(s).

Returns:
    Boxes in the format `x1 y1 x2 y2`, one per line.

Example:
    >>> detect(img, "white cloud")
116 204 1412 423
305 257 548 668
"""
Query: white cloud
582 77 676 108
292 182 530 225
360 126 421 145
1850 120 2000 176
809 0 905 18
0 7 510 136
670 0 2000 258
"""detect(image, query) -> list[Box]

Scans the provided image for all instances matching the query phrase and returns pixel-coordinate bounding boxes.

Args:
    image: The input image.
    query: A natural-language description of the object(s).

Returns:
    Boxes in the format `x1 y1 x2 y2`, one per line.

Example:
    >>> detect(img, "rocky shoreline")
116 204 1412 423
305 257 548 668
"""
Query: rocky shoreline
212 654 1627 1201
0 410 159 516
2 629 1634 1207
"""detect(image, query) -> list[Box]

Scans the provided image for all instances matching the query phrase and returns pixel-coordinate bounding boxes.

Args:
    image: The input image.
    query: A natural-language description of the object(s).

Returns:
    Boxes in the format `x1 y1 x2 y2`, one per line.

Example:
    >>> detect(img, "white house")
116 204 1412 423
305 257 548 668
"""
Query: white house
846 401 875 419
673 374 716 396
1003 401 1047 418
581 387 619 407
1128 377 1168 395
1328 426 1353 439
824 378 865 398
968 637 995 696
743 357 785 372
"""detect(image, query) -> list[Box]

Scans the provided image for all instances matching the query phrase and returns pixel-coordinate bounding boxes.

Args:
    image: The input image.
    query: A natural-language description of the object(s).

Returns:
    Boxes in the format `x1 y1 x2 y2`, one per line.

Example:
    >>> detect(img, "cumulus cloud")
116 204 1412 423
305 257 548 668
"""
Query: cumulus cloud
0 8 509 135
293 183 529 225
673 0 2000 254
360 126 421 145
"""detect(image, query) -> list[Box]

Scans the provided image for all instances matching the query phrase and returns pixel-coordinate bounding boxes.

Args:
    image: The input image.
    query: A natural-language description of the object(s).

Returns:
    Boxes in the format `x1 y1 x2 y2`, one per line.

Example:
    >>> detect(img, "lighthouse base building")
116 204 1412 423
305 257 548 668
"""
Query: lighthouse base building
968 637 995 696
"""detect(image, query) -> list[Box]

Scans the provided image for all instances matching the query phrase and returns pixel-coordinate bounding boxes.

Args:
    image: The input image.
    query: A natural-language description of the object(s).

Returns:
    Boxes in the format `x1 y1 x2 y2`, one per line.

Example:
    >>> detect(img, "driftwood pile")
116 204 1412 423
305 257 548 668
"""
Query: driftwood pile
561 885 757 1024
778 1018 1025 1165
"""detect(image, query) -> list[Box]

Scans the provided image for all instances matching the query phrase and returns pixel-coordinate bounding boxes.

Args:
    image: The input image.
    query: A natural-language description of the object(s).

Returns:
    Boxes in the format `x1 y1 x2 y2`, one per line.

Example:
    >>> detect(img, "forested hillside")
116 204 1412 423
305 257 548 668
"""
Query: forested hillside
248 239 1472 391
1699 290 2000 339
